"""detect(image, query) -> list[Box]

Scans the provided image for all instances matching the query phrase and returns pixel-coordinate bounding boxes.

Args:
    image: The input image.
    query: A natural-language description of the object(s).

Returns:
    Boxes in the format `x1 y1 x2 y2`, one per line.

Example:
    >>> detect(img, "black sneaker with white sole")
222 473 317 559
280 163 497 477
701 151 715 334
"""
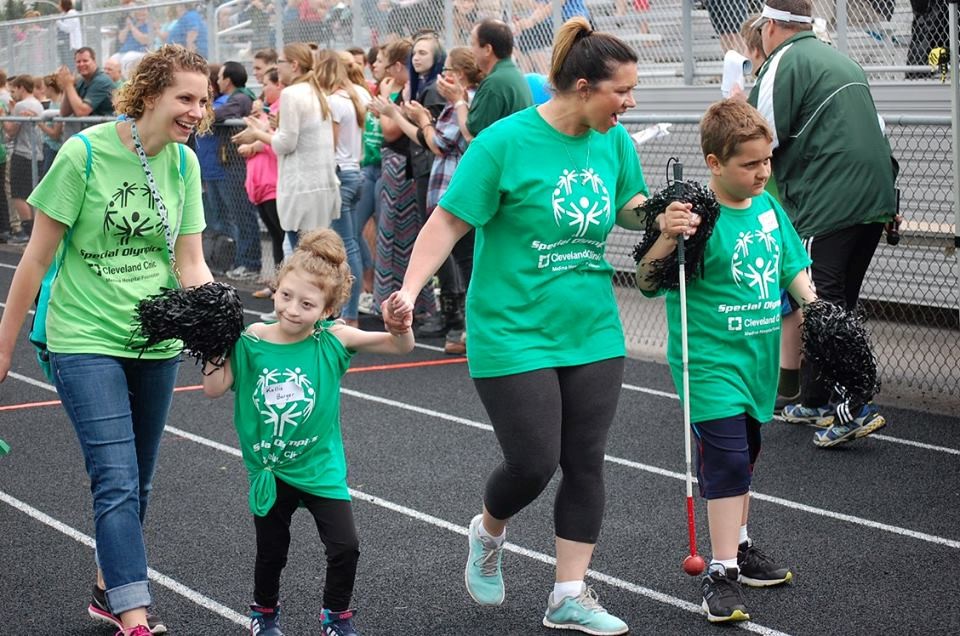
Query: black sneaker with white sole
89 585 167 634
737 540 794 587
701 565 750 623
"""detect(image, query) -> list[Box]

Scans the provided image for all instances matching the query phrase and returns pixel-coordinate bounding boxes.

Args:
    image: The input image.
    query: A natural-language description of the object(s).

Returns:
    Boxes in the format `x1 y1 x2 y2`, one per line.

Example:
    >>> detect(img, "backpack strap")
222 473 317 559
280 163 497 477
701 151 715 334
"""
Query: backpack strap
52 132 92 268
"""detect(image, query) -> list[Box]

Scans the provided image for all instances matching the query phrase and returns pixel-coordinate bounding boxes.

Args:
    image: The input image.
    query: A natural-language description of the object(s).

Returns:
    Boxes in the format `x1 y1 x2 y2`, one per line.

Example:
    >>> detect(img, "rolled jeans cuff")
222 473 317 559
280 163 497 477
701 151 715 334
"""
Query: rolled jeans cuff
106 580 152 616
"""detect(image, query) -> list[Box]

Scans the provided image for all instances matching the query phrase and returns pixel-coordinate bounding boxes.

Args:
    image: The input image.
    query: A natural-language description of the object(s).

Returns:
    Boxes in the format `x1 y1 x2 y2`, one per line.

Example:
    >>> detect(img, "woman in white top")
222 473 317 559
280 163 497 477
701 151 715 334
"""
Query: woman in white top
315 49 370 326
56 0 82 67
233 43 340 248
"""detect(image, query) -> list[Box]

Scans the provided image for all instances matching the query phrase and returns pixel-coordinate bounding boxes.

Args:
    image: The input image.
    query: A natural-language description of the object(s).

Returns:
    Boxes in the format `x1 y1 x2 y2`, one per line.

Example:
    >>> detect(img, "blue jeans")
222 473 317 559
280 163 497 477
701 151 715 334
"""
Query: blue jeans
330 169 365 321
50 352 180 615
207 176 262 271
356 164 381 271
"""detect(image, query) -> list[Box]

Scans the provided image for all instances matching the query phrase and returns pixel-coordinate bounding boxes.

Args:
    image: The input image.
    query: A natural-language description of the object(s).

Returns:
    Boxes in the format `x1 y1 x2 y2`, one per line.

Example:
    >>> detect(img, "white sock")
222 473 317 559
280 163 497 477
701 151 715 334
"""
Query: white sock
477 520 505 546
738 525 750 546
709 557 739 574
553 580 584 601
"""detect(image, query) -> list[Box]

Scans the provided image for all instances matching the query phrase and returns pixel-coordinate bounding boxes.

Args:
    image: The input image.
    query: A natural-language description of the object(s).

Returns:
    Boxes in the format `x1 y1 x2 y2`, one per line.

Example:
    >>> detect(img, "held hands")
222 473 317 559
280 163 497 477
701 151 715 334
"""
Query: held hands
658 201 699 240
382 291 414 335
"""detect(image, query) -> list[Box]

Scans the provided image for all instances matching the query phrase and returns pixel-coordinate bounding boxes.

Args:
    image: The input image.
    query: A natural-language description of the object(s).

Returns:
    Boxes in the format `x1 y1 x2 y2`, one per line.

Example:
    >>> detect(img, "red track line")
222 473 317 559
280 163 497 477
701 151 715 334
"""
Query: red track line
2 357 468 411
0 399 63 412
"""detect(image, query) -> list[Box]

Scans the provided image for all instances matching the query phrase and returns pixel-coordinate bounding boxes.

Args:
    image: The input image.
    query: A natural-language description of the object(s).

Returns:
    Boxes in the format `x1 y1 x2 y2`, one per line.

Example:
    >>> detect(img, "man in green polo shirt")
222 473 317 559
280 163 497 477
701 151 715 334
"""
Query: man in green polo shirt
57 46 116 139
439 18 533 141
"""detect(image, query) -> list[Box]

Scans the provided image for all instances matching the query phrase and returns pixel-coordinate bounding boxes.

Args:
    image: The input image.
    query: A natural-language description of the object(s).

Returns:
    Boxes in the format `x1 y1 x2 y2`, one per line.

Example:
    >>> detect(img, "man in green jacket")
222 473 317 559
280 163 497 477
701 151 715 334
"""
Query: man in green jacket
748 0 895 445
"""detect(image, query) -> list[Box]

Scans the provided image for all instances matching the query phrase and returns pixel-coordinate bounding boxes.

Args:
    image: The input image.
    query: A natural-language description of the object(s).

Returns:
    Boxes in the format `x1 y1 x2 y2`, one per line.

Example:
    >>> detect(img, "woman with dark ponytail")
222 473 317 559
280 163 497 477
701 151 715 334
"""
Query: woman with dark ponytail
387 18 688 635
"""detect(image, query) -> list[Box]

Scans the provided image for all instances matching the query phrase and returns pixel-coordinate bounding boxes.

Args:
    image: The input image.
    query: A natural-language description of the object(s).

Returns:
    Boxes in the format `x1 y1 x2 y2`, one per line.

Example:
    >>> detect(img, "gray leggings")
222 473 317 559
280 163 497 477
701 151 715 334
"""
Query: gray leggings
473 357 625 543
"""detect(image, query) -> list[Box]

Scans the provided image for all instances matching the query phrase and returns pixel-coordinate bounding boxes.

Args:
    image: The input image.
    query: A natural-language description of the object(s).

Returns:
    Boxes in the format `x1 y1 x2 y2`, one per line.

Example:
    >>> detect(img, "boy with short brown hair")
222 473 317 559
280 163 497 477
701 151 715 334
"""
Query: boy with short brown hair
638 98 816 623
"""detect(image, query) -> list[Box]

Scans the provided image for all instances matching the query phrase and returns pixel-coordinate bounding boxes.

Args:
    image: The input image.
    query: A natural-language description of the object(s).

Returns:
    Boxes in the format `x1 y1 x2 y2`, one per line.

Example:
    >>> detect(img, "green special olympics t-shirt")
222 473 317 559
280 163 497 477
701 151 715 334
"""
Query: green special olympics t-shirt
230 323 355 516
28 122 204 358
658 192 810 423
439 107 648 378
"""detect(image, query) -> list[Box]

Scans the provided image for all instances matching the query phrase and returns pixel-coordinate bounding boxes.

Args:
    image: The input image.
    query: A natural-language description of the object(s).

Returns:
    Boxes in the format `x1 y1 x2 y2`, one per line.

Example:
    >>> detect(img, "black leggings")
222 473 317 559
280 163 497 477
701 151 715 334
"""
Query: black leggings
473 357 625 543
253 478 359 611
257 199 285 267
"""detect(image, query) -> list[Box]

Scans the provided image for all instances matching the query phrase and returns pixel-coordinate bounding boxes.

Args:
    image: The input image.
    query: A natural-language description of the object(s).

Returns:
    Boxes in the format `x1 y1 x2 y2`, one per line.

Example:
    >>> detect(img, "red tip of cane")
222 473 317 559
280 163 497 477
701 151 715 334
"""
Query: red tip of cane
683 554 706 576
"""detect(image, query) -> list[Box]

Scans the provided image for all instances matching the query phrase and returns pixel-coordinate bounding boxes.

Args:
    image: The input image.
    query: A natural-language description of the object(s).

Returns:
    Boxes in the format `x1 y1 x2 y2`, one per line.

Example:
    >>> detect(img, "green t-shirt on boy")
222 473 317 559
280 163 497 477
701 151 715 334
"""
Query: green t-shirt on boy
439 107 648 378
650 191 810 423
230 323 355 516
28 122 203 358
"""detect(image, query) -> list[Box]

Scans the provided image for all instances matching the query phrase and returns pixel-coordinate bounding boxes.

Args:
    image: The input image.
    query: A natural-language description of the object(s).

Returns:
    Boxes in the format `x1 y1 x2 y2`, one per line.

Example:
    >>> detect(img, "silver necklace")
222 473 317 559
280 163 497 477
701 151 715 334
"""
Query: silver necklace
562 135 592 172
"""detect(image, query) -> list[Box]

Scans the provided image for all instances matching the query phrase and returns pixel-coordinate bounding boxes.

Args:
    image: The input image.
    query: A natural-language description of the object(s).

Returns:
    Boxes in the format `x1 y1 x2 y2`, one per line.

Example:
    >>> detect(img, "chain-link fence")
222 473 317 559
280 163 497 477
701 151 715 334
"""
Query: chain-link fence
0 1 952 84
0 112 956 403
612 113 958 404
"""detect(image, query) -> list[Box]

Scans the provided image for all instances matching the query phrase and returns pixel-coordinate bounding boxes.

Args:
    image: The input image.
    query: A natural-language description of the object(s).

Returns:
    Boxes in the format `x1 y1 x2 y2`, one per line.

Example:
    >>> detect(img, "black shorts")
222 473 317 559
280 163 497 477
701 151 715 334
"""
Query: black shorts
10 154 36 200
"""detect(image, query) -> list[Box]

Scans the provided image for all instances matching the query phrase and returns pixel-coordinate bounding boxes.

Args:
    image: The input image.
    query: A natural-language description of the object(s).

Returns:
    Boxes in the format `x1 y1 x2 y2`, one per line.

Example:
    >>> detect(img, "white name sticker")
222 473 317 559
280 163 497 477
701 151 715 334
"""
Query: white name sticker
264 381 304 406
758 209 779 233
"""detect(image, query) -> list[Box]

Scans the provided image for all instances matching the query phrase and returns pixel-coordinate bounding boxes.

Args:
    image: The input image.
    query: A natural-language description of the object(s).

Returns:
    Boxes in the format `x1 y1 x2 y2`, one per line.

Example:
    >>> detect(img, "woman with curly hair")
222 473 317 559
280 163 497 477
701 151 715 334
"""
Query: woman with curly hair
0 44 214 636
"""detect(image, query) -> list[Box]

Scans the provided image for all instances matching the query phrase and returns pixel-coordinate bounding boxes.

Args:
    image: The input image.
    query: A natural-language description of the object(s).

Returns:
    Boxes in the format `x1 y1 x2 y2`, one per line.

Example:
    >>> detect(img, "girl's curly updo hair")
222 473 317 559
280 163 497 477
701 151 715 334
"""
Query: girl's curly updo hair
279 229 354 316
114 44 214 134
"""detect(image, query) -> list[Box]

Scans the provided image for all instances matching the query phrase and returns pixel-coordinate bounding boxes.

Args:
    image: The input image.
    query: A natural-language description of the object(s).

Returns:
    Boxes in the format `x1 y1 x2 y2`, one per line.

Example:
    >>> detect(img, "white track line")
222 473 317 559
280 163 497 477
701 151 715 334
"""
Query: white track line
166 425 788 635
5 374 789 633
620 382 960 456
0 489 248 628
11 371 960 552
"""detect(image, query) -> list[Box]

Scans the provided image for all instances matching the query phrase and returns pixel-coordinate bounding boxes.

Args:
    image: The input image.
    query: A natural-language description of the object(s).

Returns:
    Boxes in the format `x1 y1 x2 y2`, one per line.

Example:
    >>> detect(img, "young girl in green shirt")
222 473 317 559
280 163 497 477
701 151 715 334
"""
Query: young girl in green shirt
202 229 414 636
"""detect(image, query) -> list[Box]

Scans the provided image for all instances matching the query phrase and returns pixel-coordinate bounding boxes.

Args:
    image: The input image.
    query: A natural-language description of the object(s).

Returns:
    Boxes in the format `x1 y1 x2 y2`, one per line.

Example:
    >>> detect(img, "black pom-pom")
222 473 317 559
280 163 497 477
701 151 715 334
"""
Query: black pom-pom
130 282 245 370
801 300 880 408
631 180 722 289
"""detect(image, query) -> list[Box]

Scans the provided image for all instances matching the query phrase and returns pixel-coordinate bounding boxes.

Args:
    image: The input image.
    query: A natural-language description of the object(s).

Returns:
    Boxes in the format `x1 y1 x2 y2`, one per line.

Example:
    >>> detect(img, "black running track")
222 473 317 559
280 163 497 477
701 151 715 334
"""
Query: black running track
1 249 958 636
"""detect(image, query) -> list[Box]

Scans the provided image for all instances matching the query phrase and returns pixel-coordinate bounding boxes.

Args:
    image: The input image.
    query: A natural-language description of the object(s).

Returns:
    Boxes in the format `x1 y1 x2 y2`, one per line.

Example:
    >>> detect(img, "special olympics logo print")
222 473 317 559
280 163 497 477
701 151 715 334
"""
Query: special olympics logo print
731 229 780 301
551 168 611 238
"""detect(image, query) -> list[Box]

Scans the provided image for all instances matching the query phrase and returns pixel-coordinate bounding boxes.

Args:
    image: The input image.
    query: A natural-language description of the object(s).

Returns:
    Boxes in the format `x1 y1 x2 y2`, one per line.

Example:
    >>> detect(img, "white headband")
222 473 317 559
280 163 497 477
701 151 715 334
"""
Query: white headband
754 4 814 25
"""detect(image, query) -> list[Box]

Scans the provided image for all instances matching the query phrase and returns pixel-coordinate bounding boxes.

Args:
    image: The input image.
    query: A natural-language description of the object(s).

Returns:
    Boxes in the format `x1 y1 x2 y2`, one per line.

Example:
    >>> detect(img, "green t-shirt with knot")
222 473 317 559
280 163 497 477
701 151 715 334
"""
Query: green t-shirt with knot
439 107 648 378
650 192 811 423
230 322 355 516
28 121 204 358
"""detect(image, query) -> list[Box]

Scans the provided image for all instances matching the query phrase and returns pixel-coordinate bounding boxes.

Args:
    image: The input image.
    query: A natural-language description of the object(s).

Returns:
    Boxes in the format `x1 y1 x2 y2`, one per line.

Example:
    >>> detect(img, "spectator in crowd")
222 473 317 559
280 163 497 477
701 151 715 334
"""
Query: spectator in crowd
4 75 44 245
58 47 116 140
56 0 83 67
705 0 748 53
19 11 47 75
237 66 284 287
513 0 591 74
377 32 448 336
0 72 11 111
401 46 484 353
0 72 8 243
748 0 895 444
315 50 370 327
198 63 229 265
169 4 209 58
440 18 532 143
347 46 367 68
436 18 532 353
117 1 152 54
907 0 951 79
37 75 64 180
105 55 124 90
32 76 47 106
213 61 262 281
232 43 340 252
368 38 439 326
386 18 649 635
252 48 279 84
354 50 388 313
